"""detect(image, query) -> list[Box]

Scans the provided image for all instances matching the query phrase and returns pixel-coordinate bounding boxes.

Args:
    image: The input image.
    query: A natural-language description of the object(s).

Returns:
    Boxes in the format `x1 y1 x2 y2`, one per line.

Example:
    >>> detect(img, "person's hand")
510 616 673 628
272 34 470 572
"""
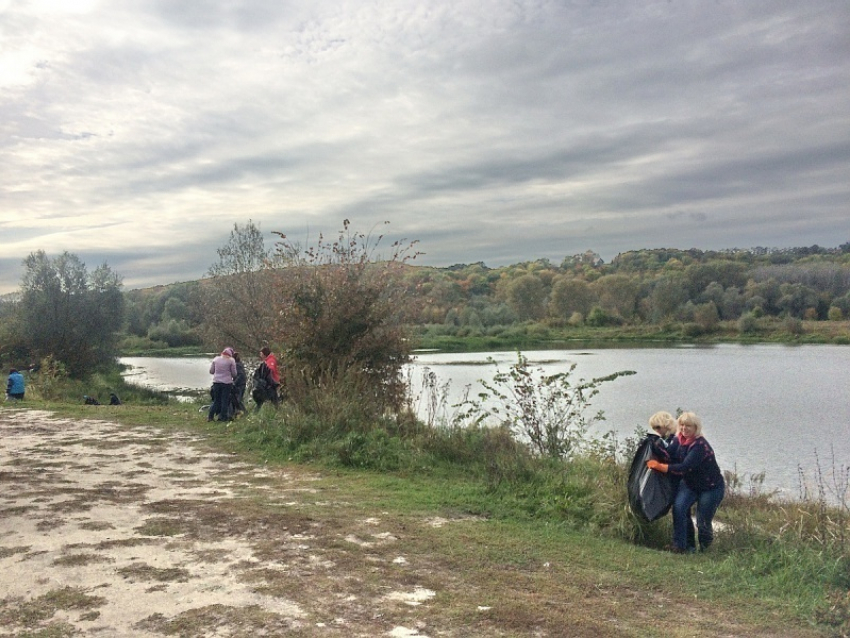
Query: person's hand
646 459 669 473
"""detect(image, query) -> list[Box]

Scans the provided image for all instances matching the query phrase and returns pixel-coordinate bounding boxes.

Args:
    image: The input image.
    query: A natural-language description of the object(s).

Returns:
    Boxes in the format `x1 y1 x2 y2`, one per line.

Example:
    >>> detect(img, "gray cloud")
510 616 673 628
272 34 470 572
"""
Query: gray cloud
1 0 848 294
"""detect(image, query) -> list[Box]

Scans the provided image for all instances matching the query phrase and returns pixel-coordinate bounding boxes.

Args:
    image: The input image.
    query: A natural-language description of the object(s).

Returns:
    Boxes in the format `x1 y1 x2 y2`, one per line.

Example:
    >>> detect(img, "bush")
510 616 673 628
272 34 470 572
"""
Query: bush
119 335 169 352
586 307 616 327
737 312 760 335
457 351 635 460
693 301 720 332
423 424 536 487
147 319 202 348
269 221 420 415
784 316 804 335
24 356 69 401
682 322 704 337
283 367 391 435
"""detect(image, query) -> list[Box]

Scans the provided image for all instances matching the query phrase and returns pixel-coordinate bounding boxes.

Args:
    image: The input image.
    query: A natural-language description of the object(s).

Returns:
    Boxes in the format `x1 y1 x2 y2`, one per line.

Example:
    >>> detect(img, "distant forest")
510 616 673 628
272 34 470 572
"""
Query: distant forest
123 242 850 350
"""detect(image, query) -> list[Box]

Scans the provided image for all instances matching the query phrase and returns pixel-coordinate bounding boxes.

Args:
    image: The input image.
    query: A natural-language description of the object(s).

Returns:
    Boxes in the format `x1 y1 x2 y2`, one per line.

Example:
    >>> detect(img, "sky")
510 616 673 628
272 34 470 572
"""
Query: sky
1 0 849 294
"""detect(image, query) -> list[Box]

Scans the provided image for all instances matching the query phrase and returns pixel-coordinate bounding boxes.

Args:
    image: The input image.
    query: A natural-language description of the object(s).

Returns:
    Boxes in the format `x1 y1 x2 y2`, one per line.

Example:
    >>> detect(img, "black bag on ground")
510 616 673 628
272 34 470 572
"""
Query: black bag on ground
627 435 675 522
251 376 269 405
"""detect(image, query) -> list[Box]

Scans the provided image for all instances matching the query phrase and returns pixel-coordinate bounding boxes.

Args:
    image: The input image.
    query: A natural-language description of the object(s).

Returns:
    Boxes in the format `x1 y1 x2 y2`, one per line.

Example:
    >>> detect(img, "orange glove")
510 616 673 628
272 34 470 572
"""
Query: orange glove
646 459 669 473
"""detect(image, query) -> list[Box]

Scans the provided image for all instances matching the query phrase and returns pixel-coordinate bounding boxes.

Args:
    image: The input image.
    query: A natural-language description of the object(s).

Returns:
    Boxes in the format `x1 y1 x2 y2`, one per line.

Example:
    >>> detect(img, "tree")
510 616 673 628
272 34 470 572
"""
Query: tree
641 274 688 323
776 283 821 319
503 274 547 321
692 301 720 332
744 278 782 315
19 250 124 376
0 294 28 366
203 220 276 351
269 220 420 415
124 282 203 343
685 261 747 297
549 277 594 320
590 274 639 320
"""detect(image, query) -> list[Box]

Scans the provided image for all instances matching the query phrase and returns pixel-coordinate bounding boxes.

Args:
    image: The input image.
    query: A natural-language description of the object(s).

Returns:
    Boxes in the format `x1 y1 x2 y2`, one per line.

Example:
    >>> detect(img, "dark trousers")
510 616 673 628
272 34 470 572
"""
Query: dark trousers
673 480 725 551
208 382 232 421
253 384 280 410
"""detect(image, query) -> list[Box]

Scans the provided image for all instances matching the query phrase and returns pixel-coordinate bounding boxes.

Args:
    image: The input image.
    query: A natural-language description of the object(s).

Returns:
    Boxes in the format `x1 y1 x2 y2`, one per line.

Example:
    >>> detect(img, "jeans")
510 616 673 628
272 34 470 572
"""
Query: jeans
672 479 725 551
208 382 232 421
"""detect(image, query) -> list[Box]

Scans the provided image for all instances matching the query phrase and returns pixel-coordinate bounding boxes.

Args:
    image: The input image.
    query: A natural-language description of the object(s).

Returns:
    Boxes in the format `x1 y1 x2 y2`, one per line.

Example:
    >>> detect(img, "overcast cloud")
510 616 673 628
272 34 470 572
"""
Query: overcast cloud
1 0 848 293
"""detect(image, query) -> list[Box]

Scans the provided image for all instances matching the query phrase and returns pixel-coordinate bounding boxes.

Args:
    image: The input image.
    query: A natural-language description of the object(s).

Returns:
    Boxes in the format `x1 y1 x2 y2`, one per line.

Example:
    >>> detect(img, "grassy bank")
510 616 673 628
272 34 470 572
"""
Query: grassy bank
115 318 850 358
4 370 848 636
414 318 850 352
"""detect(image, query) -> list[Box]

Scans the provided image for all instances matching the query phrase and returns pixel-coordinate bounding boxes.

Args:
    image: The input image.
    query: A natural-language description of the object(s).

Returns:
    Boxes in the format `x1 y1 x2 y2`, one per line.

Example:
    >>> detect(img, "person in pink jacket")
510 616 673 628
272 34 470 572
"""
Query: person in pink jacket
208 347 237 421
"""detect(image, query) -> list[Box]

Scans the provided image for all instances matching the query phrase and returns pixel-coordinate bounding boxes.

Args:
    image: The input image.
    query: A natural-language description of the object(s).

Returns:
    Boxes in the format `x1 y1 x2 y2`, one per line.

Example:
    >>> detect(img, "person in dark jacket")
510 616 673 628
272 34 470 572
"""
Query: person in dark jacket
251 359 276 410
260 346 281 406
6 368 25 400
252 346 281 410
230 351 247 416
647 411 725 553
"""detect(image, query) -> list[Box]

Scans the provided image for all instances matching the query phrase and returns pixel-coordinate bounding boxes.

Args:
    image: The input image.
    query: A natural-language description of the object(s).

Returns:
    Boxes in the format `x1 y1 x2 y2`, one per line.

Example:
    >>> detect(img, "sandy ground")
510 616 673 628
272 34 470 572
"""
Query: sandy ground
0 409 442 637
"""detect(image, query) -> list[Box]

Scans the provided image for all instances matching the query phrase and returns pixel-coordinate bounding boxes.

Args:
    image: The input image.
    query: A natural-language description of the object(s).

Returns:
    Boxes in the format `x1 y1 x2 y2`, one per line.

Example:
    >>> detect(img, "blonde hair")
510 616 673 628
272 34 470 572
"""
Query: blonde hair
648 411 677 437
677 411 703 438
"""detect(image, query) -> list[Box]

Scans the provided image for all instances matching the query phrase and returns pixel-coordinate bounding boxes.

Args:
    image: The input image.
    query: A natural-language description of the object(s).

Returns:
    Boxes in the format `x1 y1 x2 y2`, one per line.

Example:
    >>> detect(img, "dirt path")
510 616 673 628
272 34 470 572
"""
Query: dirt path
0 409 445 637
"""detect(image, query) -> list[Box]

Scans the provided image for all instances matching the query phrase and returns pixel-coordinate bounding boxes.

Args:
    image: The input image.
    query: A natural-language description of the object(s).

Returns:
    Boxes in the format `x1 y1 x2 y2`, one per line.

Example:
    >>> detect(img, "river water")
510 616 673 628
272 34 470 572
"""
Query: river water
121 344 850 500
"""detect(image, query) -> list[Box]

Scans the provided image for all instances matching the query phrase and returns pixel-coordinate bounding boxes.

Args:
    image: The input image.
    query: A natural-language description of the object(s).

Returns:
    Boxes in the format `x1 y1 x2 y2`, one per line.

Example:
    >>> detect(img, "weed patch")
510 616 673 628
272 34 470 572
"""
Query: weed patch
135 517 186 537
0 545 31 559
135 604 303 637
52 553 113 567
117 563 191 583
0 587 105 631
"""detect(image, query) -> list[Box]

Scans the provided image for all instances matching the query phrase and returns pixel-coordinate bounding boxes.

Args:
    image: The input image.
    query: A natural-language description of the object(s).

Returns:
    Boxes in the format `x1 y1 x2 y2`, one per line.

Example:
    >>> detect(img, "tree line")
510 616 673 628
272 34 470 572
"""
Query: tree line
2 225 850 384
402 243 850 338
116 240 850 352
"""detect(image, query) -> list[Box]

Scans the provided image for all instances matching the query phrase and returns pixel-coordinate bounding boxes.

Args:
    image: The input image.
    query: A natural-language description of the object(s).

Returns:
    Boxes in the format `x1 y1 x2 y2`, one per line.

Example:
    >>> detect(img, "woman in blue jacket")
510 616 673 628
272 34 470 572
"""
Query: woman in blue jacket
647 411 725 553
6 368 25 400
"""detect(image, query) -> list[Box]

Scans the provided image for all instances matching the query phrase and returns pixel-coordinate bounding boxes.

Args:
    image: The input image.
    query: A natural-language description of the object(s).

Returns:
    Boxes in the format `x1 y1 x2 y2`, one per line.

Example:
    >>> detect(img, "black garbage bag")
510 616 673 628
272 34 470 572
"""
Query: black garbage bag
628 434 675 522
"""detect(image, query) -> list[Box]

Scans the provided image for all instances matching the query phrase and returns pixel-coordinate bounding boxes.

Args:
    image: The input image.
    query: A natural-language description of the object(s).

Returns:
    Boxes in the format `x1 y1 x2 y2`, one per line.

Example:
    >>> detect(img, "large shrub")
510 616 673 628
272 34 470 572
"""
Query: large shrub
269 220 420 416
